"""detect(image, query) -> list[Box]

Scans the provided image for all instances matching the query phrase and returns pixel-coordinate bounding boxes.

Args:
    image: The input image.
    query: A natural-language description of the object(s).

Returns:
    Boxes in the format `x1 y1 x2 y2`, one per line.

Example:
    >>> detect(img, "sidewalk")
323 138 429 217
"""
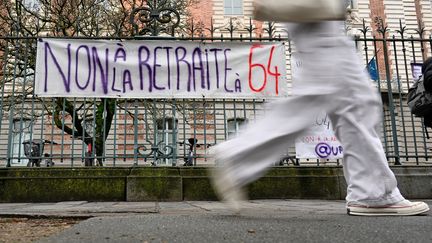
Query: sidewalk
1 199 431 218
1 200 431 243
0 200 348 218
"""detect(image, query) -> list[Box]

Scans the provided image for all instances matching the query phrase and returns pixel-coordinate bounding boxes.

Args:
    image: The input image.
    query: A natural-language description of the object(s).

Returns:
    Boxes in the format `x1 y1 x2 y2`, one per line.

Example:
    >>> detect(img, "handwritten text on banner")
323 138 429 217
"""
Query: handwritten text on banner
295 112 344 159
35 39 287 98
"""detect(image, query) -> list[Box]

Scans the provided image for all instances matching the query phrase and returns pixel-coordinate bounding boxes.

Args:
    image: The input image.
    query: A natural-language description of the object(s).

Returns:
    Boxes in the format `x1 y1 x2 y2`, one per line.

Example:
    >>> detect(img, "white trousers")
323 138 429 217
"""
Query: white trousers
214 22 405 206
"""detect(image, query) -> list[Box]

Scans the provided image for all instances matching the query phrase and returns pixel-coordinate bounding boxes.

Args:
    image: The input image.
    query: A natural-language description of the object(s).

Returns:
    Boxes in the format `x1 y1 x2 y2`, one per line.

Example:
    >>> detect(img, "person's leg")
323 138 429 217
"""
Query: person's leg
211 95 329 209
288 21 400 205
327 44 429 215
211 22 352 211
212 22 346 190
328 85 404 206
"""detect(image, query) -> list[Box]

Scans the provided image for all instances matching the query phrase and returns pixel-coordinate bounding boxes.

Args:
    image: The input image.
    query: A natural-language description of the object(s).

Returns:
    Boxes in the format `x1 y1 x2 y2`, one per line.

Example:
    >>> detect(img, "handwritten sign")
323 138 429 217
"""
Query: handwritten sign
411 62 423 82
295 110 344 159
35 39 287 98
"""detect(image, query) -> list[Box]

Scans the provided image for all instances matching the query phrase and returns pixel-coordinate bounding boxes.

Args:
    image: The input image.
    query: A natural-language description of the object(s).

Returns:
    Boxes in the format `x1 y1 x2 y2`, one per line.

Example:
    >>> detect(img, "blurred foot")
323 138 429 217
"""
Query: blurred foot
347 200 429 216
211 167 247 214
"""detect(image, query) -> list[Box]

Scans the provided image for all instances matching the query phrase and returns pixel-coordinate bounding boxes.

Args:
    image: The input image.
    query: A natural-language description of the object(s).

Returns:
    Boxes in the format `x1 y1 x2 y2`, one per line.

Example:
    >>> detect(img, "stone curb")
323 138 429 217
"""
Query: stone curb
0 166 431 202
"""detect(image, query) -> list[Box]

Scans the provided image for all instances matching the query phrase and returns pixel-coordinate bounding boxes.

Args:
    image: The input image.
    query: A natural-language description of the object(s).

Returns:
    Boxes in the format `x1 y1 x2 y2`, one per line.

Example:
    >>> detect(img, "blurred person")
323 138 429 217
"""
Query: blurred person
211 16 430 216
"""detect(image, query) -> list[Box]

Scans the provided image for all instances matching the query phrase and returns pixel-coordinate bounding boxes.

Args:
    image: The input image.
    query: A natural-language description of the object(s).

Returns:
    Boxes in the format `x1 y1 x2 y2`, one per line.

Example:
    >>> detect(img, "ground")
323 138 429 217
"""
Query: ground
0 218 80 243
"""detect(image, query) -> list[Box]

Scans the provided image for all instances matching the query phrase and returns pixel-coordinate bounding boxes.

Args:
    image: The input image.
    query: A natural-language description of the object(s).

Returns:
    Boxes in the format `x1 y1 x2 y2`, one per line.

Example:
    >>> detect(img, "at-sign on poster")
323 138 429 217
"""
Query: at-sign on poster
295 112 343 159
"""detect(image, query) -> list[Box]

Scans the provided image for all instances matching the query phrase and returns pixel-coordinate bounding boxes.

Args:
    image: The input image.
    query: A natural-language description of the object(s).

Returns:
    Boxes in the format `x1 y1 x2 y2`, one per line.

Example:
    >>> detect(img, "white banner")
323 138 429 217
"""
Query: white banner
295 112 344 159
35 39 287 98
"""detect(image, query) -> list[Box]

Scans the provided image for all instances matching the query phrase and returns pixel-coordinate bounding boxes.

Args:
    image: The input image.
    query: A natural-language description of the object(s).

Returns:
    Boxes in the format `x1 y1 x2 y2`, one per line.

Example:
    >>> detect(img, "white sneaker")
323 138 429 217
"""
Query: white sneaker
210 167 247 214
347 200 430 216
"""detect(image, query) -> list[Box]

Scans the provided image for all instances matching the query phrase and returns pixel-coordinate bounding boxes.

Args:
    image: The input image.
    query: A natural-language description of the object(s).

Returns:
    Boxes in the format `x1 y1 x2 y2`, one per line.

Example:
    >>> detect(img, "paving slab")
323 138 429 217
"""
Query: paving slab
0 201 158 218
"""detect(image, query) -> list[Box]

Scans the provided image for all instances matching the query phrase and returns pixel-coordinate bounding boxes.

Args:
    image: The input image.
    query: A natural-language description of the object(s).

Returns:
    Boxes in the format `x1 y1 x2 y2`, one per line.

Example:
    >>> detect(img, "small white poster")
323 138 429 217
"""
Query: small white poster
411 62 423 83
295 112 344 159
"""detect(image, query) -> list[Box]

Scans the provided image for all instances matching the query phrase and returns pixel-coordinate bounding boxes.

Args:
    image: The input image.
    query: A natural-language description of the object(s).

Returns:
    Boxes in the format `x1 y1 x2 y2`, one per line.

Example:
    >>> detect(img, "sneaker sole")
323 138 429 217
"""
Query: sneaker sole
347 203 430 216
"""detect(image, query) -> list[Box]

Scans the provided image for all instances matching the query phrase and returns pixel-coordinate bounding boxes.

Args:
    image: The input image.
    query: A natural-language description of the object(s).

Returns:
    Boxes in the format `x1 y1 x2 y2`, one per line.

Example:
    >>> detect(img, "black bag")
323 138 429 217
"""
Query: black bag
407 77 432 117
407 77 432 138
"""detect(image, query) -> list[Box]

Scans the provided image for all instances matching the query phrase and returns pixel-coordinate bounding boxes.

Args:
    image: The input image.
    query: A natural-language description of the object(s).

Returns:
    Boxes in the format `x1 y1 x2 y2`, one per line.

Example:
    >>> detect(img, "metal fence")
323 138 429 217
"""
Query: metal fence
354 19 432 165
0 6 431 167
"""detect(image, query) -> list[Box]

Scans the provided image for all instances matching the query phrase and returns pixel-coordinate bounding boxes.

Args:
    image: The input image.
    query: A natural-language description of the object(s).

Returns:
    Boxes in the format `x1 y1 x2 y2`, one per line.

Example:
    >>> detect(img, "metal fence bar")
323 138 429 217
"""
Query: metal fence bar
391 36 408 162
102 99 107 165
172 99 177 166
123 99 128 163
0 44 9 156
71 97 77 167
112 99 118 166
6 36 22 166
133 100 139 165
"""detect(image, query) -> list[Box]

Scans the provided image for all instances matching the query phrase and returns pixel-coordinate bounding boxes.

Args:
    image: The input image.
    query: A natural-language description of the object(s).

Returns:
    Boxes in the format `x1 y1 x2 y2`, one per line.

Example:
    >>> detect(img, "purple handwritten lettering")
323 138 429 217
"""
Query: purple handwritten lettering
92 47 109 94
192 47 205 91
44 42 71 92
111 68 121 92
209 48 222 89
315 143 343 159
224 49 233 93
175 47 191 90
123 70 133 92
205 49 211 90
91 47 109 94
235 73 242 92
111 45 126 93
164 47 173 89
114 44 126 62
75 45 91 90
138 46 152 92
153 47 165 90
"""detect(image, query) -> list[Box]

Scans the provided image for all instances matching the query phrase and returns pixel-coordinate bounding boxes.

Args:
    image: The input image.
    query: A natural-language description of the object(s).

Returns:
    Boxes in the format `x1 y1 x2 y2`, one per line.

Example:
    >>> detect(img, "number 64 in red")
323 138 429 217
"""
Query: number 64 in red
248 45 281 95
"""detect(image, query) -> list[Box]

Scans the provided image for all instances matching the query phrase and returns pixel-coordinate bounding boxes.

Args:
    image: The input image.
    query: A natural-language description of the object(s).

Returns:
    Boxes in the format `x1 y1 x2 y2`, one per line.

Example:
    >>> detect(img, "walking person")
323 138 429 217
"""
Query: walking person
211 3 429 216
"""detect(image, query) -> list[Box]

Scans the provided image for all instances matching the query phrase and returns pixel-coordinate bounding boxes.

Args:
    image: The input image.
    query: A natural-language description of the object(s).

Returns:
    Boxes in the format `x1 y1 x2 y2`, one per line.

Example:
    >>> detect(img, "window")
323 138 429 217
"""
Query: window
345 0 357 8
10 119 32 166
227 118 247 139
156 118 178 166
224 0 243 16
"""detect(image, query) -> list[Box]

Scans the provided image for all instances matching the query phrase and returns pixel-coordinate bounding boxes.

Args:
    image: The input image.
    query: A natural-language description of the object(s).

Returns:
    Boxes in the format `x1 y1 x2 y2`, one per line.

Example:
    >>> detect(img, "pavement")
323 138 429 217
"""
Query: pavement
1 200 431 242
